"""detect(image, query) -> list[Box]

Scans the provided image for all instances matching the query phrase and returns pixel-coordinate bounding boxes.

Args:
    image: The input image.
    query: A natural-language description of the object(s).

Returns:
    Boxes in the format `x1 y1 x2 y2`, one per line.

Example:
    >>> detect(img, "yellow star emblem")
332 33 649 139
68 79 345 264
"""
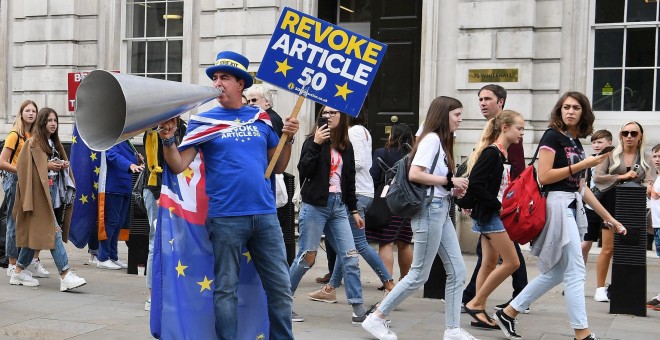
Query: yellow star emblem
90 152 97 161
93 181 98 190
243 251 252 263
175 260 188 277
94 166 100 175
275 58 293 77
169 238 174 251
72 136 77 144
91 193 96 201
182 167 194 180
168 206 175 217
197 276 214 292
334 82 353 101
234 118 241 123
79 194 88 204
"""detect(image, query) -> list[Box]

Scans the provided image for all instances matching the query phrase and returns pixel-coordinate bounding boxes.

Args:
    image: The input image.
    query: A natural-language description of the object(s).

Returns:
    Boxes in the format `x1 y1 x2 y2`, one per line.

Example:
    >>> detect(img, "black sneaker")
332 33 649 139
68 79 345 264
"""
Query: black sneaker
493 309 522 339
575 334 599 340
291 311 304 322
495 299 530 314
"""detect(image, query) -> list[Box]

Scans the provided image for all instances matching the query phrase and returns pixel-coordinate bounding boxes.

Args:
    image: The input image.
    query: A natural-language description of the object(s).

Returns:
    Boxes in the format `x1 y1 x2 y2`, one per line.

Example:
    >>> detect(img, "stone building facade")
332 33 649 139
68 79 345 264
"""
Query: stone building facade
1 0 658 242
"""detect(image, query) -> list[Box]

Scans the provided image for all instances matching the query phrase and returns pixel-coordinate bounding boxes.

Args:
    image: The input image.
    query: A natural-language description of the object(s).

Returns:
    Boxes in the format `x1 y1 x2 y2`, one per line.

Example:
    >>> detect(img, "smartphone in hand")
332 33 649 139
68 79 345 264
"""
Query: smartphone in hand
317 117 328 128
597 146 615 155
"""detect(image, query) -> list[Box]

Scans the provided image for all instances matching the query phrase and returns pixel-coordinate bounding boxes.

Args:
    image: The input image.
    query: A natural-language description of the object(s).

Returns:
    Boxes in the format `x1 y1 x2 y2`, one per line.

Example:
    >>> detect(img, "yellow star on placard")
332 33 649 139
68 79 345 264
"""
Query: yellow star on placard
90 152 97 161
275 58 293 77
243 251 252 263
79 194 88 204
169 238 174 251
94 166 100 175
91 193 96 201
93 181 98 190
334 82 353 100
234 118 241 123
182 167 194 180
175 260 188 277
72 136 77 144
197 276 214 292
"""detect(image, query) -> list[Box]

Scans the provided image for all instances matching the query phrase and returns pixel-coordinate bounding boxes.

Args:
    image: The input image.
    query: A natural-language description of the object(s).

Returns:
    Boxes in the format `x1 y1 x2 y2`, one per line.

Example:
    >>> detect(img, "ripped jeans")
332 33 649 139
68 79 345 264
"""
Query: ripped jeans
289 193 363 304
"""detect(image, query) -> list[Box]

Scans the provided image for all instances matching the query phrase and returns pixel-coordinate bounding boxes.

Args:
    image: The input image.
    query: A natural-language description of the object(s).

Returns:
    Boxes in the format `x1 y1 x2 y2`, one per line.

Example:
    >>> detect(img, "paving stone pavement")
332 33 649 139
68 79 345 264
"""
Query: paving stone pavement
0 241 658 339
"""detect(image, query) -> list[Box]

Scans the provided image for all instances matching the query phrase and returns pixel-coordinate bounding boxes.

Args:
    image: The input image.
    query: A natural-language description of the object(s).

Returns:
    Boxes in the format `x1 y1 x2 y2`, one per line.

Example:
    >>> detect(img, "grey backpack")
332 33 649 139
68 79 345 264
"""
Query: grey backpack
385 151 440 217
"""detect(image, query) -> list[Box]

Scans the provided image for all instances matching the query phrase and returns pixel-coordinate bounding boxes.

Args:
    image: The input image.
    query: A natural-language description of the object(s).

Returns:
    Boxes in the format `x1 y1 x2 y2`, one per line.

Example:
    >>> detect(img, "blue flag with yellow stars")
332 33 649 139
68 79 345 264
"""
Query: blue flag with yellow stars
150 155 269 339
68 125 101 248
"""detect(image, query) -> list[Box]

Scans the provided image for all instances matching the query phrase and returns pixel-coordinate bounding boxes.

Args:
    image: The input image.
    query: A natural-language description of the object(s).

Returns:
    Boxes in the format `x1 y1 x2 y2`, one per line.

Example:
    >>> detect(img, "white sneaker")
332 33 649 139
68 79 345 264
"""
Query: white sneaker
362 313 397 340
26 260 50 278
60 271 86 292
9 270 39 287
444 327 479 340
97 259 121 270
145 298 151 311
112 259 128 269
594 286 609 302
88 254 98 264
6 264 16 277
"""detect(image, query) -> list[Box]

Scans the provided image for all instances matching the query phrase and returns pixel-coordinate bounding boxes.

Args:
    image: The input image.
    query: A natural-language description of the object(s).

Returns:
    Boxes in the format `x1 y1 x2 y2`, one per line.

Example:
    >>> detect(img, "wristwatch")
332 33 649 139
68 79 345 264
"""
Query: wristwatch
285 137 295 145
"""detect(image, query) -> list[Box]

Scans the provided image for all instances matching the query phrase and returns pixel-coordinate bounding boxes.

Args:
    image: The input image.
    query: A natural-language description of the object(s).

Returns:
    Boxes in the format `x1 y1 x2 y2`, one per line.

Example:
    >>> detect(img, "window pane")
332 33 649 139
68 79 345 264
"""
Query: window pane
592 69 622 111
626 0 657 22
594 29 623 67
147 74 167 80
626 28 656 67
130 41 146 73
146 2 166 37
146 41 166 73
167 74 182 82
595 0 624 23
624 69 654 111
339 0 371 22
128 4 145 38
168 40 183 73
166 1 184 37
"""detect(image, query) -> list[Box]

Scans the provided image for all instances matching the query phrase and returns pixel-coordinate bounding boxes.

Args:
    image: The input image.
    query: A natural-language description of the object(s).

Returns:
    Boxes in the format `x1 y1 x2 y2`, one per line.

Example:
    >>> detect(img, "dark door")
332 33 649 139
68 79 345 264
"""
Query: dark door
369 0 423 144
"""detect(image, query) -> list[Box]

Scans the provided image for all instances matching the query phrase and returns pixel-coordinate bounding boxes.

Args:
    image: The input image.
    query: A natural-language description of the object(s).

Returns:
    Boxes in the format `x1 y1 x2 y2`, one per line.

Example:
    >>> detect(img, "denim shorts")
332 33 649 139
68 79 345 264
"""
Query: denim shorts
471 213 506 234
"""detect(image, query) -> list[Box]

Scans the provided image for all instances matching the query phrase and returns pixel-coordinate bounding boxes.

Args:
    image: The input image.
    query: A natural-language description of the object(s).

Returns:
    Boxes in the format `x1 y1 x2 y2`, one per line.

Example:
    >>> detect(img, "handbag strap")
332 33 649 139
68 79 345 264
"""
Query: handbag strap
427 149 441 199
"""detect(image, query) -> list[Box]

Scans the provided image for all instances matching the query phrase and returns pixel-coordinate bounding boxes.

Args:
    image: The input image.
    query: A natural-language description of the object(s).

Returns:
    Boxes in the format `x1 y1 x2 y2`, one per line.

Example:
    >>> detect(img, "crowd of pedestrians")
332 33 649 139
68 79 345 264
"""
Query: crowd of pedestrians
3 50 659 340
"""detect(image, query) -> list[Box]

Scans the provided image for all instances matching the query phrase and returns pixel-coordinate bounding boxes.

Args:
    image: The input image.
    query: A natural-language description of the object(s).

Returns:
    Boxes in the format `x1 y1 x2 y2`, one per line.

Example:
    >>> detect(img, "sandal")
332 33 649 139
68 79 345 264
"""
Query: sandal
463 303 497 327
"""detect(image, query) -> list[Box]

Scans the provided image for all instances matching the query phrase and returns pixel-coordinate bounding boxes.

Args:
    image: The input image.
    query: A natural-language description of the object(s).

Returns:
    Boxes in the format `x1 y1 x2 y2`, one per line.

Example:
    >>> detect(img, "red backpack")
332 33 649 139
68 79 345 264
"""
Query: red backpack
500 144 546 245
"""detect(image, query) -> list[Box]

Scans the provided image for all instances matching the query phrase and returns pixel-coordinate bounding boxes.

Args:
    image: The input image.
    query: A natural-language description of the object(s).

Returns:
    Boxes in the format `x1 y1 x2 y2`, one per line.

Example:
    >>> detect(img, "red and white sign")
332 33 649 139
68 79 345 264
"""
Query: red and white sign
67 72 89 112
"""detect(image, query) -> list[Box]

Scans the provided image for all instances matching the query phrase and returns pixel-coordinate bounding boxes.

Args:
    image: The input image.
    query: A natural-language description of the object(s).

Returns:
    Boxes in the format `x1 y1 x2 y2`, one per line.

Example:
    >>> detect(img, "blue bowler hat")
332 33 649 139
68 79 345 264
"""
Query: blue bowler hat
205 51 253 89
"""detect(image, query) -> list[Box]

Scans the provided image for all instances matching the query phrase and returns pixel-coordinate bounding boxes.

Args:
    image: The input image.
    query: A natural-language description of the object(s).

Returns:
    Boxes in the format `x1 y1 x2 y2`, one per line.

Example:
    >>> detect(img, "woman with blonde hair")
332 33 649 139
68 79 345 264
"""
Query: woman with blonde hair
592 121 654 302
0 100 47 278
458 110 525 329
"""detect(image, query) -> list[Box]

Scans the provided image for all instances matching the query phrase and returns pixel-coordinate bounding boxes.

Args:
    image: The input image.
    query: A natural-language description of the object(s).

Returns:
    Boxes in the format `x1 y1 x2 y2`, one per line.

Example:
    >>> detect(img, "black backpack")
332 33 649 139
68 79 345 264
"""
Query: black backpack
385 151 440 217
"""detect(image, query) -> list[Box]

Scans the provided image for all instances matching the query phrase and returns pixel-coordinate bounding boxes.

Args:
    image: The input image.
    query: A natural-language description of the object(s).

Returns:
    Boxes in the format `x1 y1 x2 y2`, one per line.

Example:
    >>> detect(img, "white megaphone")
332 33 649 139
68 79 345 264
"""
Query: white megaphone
75 70 222 151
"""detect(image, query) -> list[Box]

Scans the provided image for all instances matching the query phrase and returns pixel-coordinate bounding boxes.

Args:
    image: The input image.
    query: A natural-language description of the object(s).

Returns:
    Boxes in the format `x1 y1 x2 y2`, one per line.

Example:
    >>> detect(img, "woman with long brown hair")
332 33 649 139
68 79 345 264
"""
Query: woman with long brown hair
289 105 369 324
362 96 474 340
10 107 86 291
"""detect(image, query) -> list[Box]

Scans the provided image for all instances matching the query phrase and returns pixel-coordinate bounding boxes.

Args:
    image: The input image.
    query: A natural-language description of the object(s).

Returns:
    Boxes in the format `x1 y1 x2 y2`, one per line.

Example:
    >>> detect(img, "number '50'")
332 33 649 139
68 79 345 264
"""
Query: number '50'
297 67 327 90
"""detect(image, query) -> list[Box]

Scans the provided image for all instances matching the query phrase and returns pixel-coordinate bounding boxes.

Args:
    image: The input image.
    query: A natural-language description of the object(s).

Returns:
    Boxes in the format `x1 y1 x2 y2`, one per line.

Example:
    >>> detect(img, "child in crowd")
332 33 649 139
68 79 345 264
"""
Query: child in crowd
647 144 660 310
581 130 613 264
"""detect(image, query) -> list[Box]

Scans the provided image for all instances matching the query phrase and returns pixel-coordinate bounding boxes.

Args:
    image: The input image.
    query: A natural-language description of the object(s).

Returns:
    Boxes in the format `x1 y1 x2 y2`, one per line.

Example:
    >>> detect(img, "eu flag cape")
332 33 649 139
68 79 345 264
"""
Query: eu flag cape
150 152 269 338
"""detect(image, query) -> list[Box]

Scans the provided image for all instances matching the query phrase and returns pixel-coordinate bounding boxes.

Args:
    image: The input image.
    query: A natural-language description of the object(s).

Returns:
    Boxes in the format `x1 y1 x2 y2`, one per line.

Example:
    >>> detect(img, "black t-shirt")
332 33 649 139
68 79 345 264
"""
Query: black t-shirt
539 129 585 192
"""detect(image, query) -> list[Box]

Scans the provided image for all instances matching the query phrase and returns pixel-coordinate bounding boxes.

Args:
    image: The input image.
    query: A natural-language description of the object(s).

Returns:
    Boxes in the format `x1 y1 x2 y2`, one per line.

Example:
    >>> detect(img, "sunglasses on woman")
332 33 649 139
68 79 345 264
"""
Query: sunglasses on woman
621 130 639 138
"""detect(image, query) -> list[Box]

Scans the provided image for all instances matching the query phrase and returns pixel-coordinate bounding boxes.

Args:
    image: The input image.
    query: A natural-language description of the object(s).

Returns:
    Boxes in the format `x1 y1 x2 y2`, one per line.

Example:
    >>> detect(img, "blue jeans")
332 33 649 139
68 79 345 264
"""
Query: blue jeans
378 197 466 329
510 208 588 329
3 173 18 259
206 214 293 340
328 195 392 288
98 193 130 262
290 193 363 305
17 229 70 275
144 189 158 289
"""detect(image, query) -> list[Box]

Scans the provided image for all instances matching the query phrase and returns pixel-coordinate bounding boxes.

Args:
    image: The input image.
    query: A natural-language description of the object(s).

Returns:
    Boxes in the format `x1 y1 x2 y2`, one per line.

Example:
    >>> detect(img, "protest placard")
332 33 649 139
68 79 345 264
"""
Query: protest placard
257 7 387 117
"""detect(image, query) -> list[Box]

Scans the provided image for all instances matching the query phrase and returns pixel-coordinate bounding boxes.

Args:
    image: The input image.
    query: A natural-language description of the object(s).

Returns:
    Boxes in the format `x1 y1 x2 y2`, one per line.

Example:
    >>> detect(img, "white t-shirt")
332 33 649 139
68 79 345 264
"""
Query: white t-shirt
651 178 660 229
411 133 449 198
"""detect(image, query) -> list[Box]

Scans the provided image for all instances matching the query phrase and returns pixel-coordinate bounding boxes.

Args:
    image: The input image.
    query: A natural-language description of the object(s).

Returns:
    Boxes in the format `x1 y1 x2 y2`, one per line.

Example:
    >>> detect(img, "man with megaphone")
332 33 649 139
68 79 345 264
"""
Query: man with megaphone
157 51 299 340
